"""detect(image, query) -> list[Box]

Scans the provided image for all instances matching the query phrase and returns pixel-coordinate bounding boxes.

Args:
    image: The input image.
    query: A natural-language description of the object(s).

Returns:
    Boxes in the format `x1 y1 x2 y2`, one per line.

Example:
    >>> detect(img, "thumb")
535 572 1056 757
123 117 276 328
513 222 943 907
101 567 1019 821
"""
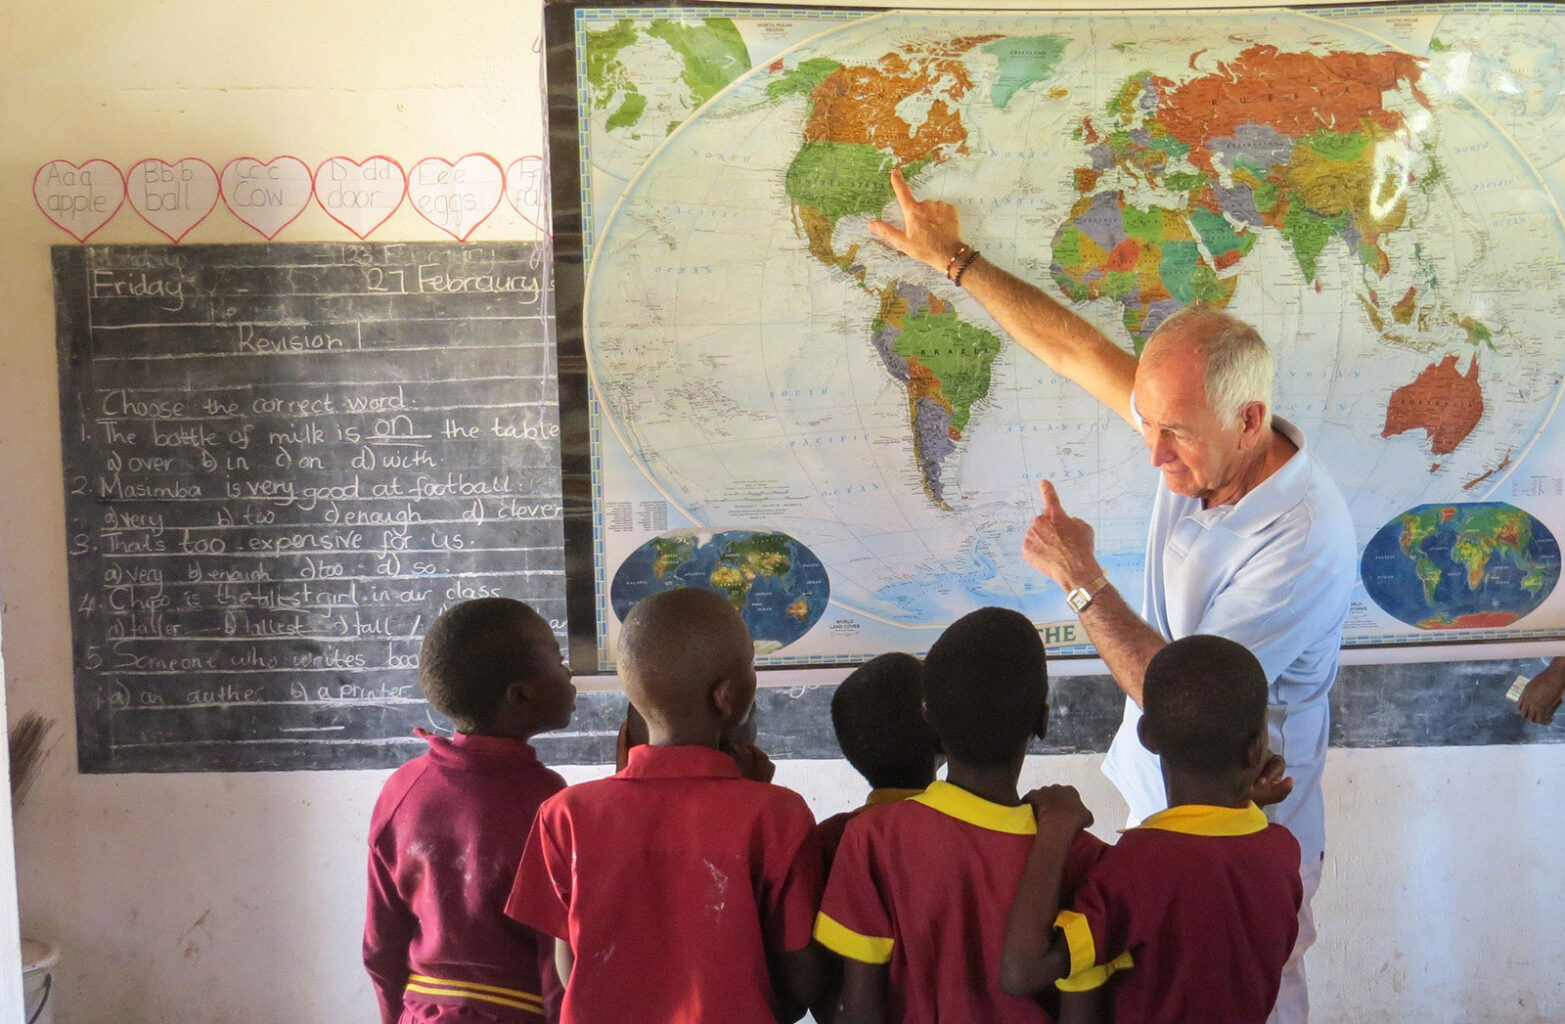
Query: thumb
867 217 910 251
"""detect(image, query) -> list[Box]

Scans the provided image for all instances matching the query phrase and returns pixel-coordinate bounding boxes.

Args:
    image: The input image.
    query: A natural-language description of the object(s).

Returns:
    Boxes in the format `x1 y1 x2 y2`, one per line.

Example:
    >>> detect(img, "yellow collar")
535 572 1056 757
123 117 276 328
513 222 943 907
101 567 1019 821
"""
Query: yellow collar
864 787 925 809
1130 802 1268 837
911 780 1036 835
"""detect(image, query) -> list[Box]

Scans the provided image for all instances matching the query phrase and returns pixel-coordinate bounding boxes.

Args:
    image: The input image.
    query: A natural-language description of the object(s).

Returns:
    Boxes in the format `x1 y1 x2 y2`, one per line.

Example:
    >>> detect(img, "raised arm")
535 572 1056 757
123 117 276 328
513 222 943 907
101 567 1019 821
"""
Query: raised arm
869 168 1139 426
1000 785 1093 996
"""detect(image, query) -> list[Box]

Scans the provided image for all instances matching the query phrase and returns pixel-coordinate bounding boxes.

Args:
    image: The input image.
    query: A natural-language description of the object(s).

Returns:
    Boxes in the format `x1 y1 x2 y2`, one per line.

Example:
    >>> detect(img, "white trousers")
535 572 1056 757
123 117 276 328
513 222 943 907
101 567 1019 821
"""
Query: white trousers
1268 851 1322 1024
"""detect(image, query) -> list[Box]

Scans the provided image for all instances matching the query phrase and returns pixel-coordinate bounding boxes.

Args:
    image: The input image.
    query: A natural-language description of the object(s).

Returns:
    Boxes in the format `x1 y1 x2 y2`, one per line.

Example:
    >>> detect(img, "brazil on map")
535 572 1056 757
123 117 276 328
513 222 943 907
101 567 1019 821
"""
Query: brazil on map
547 3 1565 670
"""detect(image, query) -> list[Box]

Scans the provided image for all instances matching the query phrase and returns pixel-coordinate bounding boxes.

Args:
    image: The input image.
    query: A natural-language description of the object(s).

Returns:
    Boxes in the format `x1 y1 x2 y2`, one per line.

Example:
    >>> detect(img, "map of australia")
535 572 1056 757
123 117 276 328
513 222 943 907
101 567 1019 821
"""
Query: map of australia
575 6 1565 664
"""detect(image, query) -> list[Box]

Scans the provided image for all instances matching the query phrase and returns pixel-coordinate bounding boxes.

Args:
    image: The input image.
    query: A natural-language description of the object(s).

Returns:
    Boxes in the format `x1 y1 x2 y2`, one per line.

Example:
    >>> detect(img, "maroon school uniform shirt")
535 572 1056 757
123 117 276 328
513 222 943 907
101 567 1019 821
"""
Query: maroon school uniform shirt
364 732 566 1024
815 787 925 870
505 744 823 1024
815 780 1108 1024
1054 802 1303 1024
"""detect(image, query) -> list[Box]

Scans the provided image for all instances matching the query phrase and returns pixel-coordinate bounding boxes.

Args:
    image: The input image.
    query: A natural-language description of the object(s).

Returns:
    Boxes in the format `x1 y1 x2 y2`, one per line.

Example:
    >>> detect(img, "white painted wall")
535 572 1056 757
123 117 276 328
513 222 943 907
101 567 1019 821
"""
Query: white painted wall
1 2 1563 1022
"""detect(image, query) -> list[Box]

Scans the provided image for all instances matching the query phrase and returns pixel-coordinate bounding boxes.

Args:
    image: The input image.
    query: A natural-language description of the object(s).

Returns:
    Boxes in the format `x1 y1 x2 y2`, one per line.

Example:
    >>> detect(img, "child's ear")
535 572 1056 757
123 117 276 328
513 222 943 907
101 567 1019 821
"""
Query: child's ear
1136 716 1161 755
505 680 530 708
711 671 756 727
1241 729 1266 772
1033 703 1050 742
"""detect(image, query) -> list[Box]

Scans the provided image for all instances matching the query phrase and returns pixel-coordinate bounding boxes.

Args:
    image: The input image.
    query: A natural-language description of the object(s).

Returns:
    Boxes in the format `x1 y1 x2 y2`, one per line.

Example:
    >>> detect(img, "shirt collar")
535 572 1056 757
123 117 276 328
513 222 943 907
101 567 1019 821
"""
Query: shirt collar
911 780 1036 835
864 787 926 809
423 729 540 766
1129 802 1269 837
621 743 742 781
1217 416 1311 538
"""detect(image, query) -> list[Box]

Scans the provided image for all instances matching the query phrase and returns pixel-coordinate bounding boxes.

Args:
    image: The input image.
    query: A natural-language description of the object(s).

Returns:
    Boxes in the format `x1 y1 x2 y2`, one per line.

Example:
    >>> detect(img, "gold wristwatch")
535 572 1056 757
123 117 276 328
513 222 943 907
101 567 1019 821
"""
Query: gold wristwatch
1066 574 1109 615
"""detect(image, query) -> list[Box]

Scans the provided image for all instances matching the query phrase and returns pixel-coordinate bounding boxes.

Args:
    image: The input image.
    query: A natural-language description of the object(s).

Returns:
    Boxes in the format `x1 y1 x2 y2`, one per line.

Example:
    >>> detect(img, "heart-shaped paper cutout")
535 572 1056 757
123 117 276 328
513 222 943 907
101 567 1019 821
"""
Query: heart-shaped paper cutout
220 156 314 239
314 156 407 239
34 160 125 242
409 154 505 241
505 155 550 235
126 158 220 242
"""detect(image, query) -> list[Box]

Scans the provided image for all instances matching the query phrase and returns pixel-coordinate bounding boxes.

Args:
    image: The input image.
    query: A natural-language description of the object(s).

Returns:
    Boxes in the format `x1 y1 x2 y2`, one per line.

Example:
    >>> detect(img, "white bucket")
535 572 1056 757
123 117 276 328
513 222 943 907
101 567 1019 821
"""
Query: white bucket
21 938 58 1024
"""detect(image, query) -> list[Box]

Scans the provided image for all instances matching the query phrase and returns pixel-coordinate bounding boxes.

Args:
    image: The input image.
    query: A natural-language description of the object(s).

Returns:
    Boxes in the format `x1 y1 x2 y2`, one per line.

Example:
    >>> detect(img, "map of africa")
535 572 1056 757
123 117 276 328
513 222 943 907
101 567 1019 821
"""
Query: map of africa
567 4 1565 667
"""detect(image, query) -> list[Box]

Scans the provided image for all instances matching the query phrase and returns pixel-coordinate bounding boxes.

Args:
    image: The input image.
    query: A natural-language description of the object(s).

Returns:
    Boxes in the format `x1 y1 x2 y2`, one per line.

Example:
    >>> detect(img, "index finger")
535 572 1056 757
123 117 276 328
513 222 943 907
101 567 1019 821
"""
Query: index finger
889 166 915 211
1038 479 1062 511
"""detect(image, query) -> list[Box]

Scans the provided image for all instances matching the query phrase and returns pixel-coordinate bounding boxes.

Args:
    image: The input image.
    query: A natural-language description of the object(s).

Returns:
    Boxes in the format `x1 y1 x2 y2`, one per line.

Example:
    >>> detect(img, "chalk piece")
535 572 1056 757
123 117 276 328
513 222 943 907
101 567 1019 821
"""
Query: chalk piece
1506 674 1530 702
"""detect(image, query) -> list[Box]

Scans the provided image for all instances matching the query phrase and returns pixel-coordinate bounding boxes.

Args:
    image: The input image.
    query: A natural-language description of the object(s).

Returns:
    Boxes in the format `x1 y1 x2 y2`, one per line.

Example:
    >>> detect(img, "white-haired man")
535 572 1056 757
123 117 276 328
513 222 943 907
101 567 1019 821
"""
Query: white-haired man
870 169 1355 1023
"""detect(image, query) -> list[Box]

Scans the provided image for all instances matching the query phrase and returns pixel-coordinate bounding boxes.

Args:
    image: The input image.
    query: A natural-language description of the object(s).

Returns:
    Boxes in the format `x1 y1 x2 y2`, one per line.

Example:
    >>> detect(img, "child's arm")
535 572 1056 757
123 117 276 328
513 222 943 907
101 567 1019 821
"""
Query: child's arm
830 959 889 1024
769 942 829 1022
362 845 414 1024
1059 986 1110 1024
999 784 1093 996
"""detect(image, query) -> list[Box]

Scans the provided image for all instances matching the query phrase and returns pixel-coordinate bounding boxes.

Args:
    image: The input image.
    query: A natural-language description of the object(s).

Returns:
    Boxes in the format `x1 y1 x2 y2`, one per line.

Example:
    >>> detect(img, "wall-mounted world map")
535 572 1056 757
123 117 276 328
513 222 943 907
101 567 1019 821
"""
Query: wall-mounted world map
558 3 1565 668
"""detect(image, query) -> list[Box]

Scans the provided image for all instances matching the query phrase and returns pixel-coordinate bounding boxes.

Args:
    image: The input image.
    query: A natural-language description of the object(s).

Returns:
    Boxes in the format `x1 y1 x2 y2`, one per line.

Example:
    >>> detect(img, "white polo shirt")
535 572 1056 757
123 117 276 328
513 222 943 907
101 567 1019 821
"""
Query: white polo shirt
1101 412 1356 867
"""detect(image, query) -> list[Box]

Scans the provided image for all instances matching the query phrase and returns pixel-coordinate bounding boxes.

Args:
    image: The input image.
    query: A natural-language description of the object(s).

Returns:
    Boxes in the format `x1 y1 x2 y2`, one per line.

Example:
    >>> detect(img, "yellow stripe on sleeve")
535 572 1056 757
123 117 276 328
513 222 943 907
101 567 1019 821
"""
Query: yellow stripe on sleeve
1053 910 1134 992
404 975 543 1012
813 911 895 964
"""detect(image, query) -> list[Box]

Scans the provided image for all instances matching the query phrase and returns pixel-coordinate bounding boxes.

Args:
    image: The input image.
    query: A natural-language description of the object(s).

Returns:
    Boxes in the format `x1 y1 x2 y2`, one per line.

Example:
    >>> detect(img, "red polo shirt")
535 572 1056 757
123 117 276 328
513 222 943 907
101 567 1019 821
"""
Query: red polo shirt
814 781 1107 1024
364 732 566 1024
506 744 823 1024
816 787 925 870
1054 803 1303 1023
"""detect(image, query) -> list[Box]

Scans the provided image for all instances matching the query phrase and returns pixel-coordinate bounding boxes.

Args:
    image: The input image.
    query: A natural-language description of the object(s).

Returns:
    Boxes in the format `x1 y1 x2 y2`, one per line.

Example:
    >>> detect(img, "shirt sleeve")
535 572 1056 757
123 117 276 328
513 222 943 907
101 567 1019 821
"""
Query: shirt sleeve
362 836 413 1024
812 817 894 964
1196 512 1352 690
505 800 573 943
761 794 826 954
1054 851 1137 992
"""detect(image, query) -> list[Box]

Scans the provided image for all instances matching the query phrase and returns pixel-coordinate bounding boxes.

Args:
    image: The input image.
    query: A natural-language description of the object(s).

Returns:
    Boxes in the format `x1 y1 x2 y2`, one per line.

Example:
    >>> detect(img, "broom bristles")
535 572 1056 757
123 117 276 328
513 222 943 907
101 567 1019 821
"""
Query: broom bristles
8 712 55 810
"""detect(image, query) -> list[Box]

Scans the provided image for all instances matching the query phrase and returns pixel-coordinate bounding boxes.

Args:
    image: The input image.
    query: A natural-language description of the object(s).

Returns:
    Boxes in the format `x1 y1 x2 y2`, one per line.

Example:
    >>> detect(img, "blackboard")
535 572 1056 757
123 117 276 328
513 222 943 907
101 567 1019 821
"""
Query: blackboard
55 243 567 772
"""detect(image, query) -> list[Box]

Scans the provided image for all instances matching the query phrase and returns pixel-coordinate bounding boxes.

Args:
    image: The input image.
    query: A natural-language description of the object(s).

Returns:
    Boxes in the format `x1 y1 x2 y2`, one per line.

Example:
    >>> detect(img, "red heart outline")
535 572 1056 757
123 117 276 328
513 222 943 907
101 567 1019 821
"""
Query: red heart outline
219 155 315 240
125 157 221 243
409 153 505 242
313 155 408 239
33 159 126 242
505 155 551 236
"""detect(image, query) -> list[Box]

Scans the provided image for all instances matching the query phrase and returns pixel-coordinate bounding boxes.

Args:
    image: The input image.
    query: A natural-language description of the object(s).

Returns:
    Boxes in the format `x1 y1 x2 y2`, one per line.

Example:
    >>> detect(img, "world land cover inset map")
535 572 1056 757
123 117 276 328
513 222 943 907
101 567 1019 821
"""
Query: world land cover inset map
566 4 1565 668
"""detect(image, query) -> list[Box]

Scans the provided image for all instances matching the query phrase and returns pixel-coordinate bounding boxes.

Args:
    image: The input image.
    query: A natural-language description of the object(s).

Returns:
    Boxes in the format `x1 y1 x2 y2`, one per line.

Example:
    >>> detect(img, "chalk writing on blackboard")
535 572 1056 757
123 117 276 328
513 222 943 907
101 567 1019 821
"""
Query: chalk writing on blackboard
54 242 563 772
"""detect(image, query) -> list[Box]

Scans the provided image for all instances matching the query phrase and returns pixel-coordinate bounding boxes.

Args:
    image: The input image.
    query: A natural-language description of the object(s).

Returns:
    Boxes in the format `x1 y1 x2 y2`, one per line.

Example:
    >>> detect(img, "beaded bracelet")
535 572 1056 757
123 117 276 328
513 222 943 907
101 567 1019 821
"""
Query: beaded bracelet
952 248 981 287
943 244 973 281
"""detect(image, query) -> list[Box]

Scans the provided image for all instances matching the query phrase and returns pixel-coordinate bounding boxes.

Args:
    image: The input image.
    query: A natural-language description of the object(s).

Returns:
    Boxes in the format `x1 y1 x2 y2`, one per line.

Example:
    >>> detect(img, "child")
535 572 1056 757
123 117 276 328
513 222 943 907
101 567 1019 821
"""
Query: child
506 587 826 1023
363 597 577 1024
816 652 942 867
1000 634 1303 1023
815 607 1105 1023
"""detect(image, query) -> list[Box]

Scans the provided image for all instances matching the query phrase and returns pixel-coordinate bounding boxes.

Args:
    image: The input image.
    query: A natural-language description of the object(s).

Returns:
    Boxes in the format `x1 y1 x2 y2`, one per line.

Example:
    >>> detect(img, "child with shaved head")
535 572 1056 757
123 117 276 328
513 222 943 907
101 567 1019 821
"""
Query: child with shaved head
506 588 826 1023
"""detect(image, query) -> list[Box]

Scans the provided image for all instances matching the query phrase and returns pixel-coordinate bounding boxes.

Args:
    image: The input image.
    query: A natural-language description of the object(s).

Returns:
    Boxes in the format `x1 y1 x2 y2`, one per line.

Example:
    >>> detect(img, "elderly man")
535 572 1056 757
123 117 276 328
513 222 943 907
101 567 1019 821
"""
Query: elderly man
869 169 1355 1022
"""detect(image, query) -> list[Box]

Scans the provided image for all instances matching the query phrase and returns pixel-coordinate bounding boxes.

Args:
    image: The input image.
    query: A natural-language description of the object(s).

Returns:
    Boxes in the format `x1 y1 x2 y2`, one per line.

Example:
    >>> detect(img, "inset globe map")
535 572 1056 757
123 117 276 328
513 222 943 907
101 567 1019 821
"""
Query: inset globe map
610 529 831 653
1360 503 1561 630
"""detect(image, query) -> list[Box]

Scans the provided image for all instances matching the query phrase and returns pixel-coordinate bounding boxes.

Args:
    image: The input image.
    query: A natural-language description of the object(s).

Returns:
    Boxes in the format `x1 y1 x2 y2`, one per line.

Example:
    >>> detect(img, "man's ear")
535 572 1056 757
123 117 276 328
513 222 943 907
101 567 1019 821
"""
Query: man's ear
1137 716 1160 755
1241 729 1266 772
1034 703 1050 743
1238 400 1268 449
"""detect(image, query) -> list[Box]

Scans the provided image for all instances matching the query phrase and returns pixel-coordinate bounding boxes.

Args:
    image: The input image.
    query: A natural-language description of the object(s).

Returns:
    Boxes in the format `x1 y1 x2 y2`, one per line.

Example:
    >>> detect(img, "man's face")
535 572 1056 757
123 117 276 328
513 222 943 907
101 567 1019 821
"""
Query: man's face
1132 334 1251 504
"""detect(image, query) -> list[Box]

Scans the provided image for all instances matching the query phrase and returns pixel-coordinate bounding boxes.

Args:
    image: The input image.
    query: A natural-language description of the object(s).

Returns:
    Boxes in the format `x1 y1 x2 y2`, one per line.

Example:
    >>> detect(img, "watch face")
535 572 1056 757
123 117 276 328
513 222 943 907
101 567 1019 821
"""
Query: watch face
1067 589 1089 613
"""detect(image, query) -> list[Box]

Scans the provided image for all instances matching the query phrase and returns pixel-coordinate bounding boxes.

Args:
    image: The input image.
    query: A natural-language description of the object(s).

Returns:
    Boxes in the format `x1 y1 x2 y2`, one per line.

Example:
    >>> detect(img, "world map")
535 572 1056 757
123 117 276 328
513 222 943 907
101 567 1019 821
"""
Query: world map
571 5 1565 665
1360 503 1560 630
609 529 831 653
